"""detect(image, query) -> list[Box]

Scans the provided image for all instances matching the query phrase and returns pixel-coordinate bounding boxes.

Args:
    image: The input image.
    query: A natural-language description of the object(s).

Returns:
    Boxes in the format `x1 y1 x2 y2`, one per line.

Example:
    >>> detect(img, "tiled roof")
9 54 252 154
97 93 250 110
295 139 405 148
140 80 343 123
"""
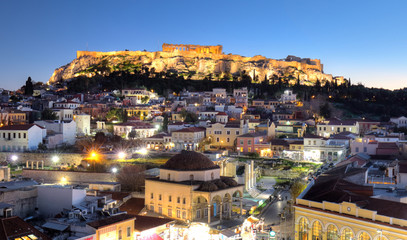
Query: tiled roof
87 214 136 229
0 216 51 240
0 124 44 131
173 127 205 133
133 215 174 232
119 198 145 215
238 132 267 138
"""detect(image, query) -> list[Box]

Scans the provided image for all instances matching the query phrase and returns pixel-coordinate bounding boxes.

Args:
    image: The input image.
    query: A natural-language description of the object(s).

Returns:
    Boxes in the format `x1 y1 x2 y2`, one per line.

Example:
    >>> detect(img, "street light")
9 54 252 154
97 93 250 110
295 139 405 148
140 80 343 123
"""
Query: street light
118 152 126 159
112 167 118 173
52 156 59 163
11 155 18 162
138 148 148 155
377 230 383 240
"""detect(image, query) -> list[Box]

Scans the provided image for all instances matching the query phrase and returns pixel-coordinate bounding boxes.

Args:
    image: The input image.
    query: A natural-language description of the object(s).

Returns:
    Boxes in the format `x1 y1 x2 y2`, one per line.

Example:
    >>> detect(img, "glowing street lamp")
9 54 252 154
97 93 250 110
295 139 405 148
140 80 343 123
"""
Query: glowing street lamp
11 155 18 162
118 152 126 159
52 156 59 163
91 151 97 159
138 148 148 155
112 167 118 173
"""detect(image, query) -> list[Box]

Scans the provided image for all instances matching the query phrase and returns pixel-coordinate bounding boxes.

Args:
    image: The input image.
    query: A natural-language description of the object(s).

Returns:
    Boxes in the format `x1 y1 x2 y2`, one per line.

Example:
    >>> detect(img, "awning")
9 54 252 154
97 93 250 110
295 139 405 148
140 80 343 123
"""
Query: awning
246 216 259 223
42 222 69 231
138 233 163 240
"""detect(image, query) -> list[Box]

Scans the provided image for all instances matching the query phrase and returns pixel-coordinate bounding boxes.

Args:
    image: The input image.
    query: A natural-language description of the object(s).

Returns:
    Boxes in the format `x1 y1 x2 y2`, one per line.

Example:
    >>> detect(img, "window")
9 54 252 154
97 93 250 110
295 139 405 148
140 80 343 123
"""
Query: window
168 208 172 217
2 133 4 138
159 194 162 200
182 211 186 219
196 209 201 218
308 140 311 145
177 209 181 218
227 138 230 143
355 147 359 152
343 127 346 131
363 147 367 152
216 137 220 142
158 206 162 214
358 232 371 240
18 133 21 138
24 133 26 138
190 174 194 181
299 218 308 240
183 198 186 204
13 133 15 138
323 127 326 131
327 225 338 240
127 227 131 237
340 228 353 240
248 140 252 145
226 130 230 135
319 127 321 131
151 193 154 199
312 221 322 240
236 131 240 135
169 196 172 202
313 140 316 145
240 140 244 145
177 197 180 203
211 172 214 180
167 174 171 181
150 205 154 211
118 229 122 240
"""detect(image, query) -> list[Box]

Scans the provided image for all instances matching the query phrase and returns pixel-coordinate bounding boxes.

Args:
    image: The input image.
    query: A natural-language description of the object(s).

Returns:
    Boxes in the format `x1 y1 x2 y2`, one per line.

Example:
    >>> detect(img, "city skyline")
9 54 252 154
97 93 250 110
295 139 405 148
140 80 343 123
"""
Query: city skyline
1 0 407 90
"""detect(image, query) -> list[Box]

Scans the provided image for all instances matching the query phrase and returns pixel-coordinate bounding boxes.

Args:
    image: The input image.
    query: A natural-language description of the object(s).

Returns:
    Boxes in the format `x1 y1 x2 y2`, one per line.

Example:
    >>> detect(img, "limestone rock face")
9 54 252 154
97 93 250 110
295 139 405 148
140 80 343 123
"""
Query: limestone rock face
48 50 344 86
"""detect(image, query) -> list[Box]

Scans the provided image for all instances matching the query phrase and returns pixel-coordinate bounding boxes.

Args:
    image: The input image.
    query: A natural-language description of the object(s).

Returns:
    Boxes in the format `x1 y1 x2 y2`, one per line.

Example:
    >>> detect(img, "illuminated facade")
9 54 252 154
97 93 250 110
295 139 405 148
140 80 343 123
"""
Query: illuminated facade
294 164 407 240
145 151 244 224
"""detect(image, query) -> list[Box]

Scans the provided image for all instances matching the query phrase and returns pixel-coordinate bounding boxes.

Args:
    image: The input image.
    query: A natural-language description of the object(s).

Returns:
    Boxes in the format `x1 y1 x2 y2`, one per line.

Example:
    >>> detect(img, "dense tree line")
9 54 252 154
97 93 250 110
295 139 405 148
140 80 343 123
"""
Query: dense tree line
64 69 407 119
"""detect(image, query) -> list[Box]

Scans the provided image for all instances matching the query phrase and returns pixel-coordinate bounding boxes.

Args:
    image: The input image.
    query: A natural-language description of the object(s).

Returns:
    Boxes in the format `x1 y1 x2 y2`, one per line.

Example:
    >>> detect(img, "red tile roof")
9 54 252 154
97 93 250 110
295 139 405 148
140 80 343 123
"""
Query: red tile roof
133 215 174 232
173 127 206 133
119 198 145 215
0 124 44 131
0 216 51 240
88 214 136 229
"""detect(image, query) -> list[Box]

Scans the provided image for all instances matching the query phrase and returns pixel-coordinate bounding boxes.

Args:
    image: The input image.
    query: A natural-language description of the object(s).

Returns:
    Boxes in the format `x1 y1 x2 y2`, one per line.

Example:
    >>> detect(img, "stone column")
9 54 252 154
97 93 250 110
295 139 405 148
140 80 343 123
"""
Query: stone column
31 161 33 169
207 204 211 224
41 161 44 169
322 230 327 240
228 200 232 219
220 202 223 221
36 161 38 169
308 225 312 240
240 197 243 216
26 161 28 168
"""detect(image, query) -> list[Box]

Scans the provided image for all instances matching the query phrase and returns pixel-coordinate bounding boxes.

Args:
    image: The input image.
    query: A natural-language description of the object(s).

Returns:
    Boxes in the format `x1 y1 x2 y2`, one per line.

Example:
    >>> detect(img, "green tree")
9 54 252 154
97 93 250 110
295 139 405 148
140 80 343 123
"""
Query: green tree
290 180 307 200
41 109 58 120
106 108 123 122
94 132 106 144
116 165 146 191
25 77 34 96
128 130 138 139
37 143 47 151
162 113 169 132
319 102 331 119
141 96 150 104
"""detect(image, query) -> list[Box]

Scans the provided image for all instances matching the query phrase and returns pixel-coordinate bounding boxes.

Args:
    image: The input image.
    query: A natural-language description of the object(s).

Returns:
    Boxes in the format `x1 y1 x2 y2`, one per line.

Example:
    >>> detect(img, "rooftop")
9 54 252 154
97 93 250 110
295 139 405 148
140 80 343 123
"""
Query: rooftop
87 214 136 229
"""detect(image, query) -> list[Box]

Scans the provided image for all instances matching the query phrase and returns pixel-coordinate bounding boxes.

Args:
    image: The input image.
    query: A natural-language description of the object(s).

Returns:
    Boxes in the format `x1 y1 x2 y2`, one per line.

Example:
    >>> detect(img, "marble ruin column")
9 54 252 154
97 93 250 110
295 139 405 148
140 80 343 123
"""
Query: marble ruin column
26 161 28 168
228 200 232 219
31 161 34 169
240 197 243 216
220 202 223 221
207 204 211 224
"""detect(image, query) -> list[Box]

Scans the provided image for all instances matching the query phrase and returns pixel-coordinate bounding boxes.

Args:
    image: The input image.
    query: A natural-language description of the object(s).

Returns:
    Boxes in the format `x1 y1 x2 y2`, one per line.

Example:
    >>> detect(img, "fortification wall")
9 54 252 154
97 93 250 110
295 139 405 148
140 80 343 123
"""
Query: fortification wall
0 152 84 166
76 50 323 72
22 169 115 184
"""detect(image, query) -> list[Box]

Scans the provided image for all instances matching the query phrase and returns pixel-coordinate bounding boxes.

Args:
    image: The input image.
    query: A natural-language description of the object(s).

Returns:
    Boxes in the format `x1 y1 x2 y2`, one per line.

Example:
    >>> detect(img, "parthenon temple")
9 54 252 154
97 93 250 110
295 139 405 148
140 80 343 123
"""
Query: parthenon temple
162 43 223 54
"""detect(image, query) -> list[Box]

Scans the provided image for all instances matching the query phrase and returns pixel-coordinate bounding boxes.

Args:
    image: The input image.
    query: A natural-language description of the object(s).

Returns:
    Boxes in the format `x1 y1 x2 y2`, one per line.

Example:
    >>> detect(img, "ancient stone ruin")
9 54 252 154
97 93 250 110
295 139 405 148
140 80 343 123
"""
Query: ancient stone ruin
162 43 223 54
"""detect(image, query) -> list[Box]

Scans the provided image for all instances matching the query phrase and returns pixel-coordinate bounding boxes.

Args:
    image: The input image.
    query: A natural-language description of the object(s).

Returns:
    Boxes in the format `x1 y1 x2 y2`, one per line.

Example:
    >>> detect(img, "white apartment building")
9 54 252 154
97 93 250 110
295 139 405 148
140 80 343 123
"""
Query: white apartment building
113 121 156 139
171 127 206 151
279 89 297 103
303 134 347 162
0 124 46 152
53 108 74 121
122 89 158 105
74 113 91 136
317 118 359 138
390 116 407 128
35 120 77 145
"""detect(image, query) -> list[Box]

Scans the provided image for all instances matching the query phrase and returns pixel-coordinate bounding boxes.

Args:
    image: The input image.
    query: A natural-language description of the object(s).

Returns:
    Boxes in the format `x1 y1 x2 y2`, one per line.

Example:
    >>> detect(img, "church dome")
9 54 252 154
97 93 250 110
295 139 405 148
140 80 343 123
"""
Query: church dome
162 151 219 171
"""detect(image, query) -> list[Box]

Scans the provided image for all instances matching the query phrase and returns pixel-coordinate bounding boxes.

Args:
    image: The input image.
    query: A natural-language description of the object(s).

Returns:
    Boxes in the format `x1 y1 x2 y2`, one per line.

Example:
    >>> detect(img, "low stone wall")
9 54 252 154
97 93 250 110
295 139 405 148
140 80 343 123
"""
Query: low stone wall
22 169 115 184
0 152 85 167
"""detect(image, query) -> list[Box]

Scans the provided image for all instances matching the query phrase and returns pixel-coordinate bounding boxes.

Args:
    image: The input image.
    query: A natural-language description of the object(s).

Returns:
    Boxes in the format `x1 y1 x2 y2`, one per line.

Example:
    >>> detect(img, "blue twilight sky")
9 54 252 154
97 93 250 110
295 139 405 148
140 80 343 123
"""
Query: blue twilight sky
0 0 406 90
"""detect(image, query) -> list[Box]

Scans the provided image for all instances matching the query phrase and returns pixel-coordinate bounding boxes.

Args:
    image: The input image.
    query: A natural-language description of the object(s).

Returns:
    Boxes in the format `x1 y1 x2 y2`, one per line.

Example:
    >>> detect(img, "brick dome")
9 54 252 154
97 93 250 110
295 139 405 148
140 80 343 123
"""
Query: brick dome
161 151 219 171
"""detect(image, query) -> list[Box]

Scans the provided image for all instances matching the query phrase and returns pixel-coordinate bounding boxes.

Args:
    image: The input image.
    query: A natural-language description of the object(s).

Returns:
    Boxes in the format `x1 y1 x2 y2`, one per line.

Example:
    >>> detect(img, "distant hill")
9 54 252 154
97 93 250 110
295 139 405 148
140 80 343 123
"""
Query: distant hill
48 45 345 86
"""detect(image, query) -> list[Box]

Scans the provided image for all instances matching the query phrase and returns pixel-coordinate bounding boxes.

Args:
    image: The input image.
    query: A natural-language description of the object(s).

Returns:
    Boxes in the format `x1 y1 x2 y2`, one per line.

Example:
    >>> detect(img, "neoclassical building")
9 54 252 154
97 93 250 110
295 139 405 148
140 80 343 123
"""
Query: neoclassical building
145 151 244 224
294 164 407 240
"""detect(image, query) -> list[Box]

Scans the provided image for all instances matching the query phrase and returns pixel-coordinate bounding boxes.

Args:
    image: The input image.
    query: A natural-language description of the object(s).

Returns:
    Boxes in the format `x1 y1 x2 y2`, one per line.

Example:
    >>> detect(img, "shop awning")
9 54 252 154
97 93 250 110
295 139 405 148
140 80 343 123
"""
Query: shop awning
246 216 259 223
42 222 69 231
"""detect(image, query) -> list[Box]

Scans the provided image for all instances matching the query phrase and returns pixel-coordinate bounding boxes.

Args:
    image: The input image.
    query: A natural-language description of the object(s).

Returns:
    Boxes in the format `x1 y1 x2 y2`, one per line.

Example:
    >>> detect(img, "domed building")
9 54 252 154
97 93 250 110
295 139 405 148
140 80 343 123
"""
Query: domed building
145 151 244 224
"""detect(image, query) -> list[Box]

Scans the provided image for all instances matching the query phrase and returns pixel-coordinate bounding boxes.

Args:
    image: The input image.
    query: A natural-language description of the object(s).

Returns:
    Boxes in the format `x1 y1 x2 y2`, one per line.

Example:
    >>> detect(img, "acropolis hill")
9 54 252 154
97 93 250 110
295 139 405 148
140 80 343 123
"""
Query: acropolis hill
48 43 344 85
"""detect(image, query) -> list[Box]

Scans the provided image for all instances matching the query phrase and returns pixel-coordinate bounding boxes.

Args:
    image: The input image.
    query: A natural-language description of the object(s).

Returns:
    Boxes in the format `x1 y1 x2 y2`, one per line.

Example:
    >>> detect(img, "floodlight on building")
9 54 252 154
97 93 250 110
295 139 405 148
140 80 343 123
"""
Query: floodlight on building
52 156 59 163
138 148 148 155
118 152 126 159
11 155 18 161
112 167 118 173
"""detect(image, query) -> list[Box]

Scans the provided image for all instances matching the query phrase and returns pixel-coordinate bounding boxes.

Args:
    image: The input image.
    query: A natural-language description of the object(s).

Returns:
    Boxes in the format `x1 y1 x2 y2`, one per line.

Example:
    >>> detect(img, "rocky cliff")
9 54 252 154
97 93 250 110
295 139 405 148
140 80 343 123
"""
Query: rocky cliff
48 50 344 86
